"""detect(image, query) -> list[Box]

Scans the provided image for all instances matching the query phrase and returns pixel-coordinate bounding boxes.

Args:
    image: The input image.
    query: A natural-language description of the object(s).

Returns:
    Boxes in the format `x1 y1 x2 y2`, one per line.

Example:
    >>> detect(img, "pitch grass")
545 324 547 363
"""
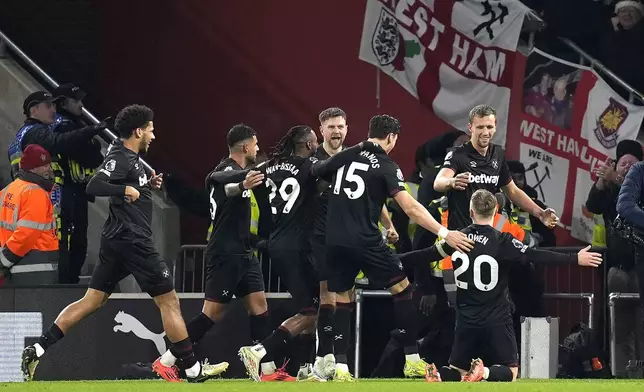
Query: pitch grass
2 379 644 392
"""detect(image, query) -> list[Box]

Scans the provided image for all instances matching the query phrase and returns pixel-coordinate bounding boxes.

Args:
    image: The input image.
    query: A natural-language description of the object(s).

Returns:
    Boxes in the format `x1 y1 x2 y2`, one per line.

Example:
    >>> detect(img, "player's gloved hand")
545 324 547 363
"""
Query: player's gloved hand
243 170 264 189
385 228 399 244
419 294 436 316
360 141 382 153
149 170 163 189
577 245 602 268
451 172 470 191
538 208 559 229
445 230 474 253
124 185 140 203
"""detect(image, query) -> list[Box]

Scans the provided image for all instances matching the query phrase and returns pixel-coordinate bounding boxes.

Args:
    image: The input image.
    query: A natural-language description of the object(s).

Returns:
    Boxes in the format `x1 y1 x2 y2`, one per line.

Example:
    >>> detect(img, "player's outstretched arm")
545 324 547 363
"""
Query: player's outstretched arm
206 168 250 187
310 141 381 178
393 191 473 253
502 180 558 228
398 239 453 269
223 170 264 197
524 246 602 267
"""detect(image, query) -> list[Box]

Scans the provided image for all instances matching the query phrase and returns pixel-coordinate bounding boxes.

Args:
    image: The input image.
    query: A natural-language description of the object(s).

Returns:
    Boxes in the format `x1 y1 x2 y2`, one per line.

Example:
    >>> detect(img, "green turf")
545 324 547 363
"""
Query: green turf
2 379 644 392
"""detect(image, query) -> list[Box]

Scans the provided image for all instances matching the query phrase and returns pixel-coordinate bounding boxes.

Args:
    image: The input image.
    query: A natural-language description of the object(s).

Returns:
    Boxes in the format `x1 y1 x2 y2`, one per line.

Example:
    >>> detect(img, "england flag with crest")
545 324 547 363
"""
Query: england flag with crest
359 0 529 147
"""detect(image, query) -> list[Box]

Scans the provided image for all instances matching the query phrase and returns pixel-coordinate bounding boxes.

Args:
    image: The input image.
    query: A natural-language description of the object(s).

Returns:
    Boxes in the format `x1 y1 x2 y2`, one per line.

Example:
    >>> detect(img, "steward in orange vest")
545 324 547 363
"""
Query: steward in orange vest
0 144 58 285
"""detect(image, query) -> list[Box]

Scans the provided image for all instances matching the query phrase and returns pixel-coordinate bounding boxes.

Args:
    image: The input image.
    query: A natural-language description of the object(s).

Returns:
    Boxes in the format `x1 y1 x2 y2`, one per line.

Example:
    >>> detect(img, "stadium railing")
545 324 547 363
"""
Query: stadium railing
0 28 155 172
522 10 644 105
608 292 641 376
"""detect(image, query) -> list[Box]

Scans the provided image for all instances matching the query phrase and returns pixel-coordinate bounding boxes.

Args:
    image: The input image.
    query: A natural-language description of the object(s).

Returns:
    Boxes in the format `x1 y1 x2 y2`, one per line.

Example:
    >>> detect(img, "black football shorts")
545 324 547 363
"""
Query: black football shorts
326 243 406 293
204 252 265 303
449 322 519 370
269 248 320 315
311 235 331 282
89 236 174 297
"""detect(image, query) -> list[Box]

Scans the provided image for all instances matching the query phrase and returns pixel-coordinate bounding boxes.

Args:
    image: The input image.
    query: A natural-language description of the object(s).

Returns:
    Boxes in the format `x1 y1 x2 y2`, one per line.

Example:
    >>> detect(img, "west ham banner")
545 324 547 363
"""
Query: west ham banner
359 0 529 147
515 48 644 242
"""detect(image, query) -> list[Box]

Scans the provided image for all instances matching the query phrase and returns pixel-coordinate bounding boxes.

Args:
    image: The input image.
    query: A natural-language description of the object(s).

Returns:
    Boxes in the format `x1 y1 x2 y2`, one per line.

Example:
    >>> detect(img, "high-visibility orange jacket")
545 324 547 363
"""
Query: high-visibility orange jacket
0 172 57 269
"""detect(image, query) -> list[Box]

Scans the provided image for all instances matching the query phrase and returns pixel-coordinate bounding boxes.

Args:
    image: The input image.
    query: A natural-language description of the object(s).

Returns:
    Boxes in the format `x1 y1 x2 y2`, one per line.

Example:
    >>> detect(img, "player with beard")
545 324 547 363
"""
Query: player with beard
434 105 558 231
156 124 271 377
325 114 473 381
403 190 602 382
310 107 397 380
21 105 216 383
238 126 382 381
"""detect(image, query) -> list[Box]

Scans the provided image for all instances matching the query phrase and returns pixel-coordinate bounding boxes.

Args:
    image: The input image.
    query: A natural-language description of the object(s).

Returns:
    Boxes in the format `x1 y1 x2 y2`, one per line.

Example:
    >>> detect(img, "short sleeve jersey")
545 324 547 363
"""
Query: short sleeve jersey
442 142 512 230
94 140 152 240
264 155 317 250
326 145 406 248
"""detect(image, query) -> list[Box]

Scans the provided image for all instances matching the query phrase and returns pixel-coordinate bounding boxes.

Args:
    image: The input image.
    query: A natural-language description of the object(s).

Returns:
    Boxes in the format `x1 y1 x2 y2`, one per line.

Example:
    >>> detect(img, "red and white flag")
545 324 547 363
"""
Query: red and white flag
359 0 529 146
514 48 644 242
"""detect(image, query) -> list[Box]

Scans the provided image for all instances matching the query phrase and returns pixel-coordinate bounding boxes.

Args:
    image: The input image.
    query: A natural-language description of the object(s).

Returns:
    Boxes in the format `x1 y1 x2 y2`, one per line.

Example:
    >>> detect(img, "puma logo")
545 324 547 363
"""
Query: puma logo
113 311 167 355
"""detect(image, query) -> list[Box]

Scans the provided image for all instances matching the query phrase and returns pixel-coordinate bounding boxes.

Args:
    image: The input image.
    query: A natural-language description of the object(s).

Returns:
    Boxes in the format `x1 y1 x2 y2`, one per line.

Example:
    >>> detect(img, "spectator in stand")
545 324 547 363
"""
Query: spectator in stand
524 73 552 120
593 139 643 377
599 0 644 99
548 78 573 129
51 84 104 284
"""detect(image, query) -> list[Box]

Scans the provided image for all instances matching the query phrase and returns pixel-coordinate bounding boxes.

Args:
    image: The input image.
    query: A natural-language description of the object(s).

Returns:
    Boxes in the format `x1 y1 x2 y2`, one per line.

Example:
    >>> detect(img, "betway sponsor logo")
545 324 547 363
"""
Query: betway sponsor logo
469 173 499 185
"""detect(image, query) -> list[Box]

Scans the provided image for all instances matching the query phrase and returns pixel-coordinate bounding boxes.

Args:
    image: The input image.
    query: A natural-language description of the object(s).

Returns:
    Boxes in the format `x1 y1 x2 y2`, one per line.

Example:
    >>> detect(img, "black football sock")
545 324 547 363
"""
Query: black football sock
439 366 462 381
250 311 271 343
392 285 419 356
295 333 316 366
250 311 273 361
317 304 335 357
170 312 214 358
333 302 352 364
171 337 198 371
486 365 514 382
36 323 64 355
261 326 293 359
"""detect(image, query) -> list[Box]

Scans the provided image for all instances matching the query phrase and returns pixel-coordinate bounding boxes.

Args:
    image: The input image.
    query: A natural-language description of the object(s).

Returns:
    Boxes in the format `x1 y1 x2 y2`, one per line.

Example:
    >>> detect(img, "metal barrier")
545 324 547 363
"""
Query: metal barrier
174 244 287 293
353 289 595 379
523 9 644 105
0 28 154 172
608 292 641 377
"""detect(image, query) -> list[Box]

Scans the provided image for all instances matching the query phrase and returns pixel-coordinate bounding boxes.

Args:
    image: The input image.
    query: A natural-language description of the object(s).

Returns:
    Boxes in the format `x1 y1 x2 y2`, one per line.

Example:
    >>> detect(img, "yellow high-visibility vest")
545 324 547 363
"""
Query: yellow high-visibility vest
592 214 606 247
206 190 260 256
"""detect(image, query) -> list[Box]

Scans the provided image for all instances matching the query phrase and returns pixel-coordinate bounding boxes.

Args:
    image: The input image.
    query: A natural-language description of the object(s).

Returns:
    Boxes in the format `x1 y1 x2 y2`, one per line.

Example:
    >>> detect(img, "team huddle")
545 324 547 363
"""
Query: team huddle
21 104 603 383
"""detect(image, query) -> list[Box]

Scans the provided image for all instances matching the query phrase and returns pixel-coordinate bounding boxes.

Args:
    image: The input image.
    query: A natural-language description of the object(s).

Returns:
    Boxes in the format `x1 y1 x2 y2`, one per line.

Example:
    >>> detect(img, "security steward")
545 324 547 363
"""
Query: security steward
51 84 104 283
0 145 58 285
8 91 107 283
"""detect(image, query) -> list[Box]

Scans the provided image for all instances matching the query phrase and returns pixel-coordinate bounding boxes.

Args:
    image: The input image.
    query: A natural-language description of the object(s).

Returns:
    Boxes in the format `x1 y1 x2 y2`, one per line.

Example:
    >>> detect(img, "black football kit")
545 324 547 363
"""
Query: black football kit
203 158 265 303
87 140 173 297
403 223 578 369
310 145 341 281
325 144 410 293
264 144 377 313
442 142 512 230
